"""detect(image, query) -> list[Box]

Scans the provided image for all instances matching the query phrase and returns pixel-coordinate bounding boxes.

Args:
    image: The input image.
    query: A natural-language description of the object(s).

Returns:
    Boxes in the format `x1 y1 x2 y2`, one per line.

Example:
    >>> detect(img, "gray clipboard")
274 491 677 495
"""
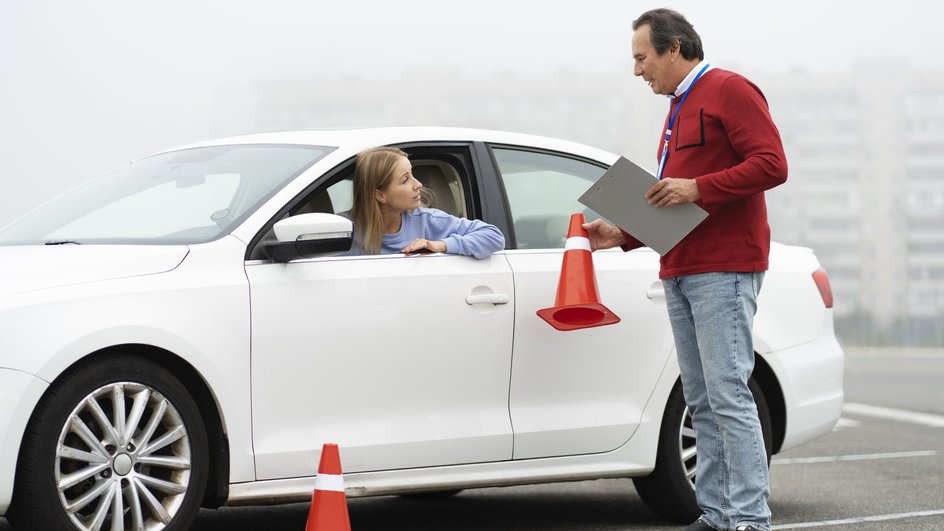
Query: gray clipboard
578 156 708 255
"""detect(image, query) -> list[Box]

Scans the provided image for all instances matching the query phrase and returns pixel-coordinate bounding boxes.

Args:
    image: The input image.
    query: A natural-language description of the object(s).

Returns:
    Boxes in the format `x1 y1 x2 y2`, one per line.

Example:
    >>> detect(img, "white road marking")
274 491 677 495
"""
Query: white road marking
772 450 937 465
771 509 944 529
842 402 944 428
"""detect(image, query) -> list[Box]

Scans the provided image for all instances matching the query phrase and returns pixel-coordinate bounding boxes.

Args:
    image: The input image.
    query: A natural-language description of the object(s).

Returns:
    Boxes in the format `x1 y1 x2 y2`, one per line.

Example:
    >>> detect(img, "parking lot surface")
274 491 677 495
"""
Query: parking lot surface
3 348 942 530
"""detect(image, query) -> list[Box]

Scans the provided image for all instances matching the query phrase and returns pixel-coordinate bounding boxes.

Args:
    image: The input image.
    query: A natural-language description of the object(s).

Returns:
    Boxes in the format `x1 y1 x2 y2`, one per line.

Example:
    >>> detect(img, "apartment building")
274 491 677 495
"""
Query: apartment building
763 65 944 343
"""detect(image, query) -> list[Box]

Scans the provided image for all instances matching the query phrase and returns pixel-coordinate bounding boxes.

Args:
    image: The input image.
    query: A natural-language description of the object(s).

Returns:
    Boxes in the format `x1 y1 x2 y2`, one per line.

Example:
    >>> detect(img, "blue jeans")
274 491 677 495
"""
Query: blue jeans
663 272 770 531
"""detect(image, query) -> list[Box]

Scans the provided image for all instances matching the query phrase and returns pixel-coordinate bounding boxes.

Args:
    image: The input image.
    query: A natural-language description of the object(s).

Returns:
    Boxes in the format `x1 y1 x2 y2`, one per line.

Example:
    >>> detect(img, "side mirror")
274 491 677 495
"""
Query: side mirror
264 213 353 262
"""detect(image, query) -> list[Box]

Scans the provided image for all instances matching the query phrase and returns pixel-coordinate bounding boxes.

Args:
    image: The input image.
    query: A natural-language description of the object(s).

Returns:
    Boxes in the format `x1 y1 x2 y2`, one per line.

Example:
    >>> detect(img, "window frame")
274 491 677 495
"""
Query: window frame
481 143 609 251
245 142 484 261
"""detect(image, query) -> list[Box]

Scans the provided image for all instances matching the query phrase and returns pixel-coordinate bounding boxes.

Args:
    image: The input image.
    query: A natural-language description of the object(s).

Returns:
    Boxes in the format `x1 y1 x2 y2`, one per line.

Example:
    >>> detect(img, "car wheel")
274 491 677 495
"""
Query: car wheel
633 378 772 524
8 354 208 531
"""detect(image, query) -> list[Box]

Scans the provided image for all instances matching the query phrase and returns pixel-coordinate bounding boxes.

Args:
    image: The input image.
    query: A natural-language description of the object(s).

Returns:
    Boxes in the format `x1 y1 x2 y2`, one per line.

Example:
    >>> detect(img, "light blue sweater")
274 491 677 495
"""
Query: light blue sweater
349 208 505 259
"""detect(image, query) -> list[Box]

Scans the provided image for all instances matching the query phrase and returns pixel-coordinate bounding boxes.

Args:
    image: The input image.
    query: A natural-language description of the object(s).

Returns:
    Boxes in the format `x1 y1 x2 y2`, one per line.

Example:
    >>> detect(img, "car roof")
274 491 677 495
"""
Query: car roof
161 127 618 163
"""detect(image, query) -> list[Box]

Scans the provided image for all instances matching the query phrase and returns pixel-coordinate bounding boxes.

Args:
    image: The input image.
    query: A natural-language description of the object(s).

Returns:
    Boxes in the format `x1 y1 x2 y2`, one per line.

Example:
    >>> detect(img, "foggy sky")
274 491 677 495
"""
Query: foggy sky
1 0 939 225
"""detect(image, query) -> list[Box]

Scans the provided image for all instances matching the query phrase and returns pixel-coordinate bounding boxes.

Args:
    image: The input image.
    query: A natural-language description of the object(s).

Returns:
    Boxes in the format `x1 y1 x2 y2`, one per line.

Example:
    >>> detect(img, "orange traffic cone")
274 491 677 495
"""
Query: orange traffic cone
537 213 621 331
305 443 351 531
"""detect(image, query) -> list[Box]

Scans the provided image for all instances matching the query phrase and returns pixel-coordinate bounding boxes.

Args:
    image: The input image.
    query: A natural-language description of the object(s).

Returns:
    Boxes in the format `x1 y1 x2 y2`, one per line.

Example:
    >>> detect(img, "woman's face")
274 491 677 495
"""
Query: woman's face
376 156 423 213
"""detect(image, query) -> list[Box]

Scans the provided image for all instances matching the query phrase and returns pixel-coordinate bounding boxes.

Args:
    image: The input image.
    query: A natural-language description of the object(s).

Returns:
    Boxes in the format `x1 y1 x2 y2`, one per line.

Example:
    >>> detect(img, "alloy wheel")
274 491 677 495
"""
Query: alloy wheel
55 382 192 531
677 406 697 490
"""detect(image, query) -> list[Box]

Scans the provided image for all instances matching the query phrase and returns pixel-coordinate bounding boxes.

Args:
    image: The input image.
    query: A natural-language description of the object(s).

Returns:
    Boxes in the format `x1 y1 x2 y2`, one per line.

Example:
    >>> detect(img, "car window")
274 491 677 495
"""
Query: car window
249 155 473 261
491 148 605 249
0 144 333 245
326 179 353 213
46 173 241 241
292 176 353 216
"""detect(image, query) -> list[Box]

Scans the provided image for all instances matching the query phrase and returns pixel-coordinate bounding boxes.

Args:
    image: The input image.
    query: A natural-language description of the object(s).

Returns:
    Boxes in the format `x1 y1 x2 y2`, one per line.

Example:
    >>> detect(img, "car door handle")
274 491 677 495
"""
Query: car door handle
646 285 666 300
465 293 510 305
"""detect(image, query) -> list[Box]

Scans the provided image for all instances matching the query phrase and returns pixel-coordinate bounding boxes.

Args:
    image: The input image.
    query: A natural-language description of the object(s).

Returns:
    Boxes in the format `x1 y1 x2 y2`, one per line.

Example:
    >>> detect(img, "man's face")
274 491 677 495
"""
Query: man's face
632 24 675 96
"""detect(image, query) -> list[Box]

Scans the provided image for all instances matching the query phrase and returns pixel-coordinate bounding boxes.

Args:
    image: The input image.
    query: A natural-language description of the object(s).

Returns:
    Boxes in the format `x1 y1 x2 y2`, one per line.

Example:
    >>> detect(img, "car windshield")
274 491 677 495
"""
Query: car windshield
0 144 334 245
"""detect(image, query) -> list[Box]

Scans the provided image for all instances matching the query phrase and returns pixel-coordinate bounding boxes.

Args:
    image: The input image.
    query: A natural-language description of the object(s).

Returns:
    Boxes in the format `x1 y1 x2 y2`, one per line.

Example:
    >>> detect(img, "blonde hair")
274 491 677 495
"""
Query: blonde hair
350 146 409 255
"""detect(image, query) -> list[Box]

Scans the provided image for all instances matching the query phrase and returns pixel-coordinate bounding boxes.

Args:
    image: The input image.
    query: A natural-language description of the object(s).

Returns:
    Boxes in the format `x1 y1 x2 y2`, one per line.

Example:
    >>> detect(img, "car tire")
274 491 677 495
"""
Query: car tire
633 377 772 524
8 353 209 531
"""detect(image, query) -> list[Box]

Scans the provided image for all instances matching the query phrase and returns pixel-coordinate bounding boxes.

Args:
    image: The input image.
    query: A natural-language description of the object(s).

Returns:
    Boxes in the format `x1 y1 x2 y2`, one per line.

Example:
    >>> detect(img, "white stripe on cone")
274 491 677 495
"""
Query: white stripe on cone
564 236 591 252
314 473 345 492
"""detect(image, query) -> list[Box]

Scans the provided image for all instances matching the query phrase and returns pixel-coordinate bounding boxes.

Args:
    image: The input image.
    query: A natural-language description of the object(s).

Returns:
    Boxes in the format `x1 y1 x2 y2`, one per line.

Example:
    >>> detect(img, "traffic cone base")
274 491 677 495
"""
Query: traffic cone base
537 302 620 331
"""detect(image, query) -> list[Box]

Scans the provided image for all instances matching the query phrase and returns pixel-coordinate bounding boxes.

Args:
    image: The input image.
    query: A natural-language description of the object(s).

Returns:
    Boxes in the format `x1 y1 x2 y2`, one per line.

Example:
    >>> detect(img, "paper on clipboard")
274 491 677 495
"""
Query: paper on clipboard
578 156 708 255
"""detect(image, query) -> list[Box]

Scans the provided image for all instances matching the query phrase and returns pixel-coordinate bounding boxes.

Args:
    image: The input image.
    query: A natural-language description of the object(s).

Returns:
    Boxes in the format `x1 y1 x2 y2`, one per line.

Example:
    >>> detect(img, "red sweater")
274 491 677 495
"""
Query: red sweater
621 68 787 278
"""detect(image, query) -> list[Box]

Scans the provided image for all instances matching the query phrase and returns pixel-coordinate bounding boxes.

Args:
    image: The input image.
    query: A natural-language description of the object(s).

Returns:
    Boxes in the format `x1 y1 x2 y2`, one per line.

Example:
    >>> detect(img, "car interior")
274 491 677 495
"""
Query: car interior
248 155 471 261
291 158 467 219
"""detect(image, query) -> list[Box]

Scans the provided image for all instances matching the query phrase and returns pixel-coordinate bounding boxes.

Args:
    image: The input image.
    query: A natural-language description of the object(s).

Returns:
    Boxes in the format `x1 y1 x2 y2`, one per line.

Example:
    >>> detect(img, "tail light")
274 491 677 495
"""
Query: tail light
812 268 833 308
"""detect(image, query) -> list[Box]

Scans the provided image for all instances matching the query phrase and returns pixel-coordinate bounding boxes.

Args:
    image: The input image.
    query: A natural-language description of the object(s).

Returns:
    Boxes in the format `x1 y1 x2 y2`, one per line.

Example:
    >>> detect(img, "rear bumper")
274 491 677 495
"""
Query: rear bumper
0 368 48 515
762 316 844 451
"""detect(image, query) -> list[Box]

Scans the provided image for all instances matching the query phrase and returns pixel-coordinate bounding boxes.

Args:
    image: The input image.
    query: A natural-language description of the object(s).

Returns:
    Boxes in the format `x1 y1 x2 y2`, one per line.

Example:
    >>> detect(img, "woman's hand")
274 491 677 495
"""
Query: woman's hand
401 238 447 255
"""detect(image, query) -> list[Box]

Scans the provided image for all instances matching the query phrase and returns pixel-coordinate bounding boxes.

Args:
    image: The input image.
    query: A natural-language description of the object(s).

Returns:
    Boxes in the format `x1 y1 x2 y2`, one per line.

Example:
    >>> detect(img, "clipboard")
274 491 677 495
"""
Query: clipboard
578 156 708 255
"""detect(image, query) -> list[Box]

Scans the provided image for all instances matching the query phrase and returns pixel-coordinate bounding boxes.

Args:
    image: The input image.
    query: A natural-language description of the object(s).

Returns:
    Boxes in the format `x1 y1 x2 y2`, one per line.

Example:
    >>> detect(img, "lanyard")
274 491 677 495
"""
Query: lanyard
656 63 711 180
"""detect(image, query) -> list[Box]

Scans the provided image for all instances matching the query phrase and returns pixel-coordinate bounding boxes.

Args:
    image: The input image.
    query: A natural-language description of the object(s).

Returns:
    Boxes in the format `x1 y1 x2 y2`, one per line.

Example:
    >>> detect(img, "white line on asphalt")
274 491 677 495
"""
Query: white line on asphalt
771 509 944 529
842 402 944 427
771 450 937 465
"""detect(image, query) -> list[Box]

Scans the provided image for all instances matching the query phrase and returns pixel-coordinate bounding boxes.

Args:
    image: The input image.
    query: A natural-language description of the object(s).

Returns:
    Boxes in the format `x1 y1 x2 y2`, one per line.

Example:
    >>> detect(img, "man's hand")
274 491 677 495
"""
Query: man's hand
646 177 700 207
582 219 627 251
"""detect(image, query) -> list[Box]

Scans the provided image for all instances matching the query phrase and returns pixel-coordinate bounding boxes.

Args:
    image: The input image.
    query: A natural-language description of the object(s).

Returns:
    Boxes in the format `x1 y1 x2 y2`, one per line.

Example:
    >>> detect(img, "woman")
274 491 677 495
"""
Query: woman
348 146 504 259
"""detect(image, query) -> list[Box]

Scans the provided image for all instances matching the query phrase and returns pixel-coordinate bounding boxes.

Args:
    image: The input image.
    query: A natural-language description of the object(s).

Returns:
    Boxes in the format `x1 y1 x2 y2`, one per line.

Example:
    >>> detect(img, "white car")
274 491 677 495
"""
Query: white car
0 128 843 531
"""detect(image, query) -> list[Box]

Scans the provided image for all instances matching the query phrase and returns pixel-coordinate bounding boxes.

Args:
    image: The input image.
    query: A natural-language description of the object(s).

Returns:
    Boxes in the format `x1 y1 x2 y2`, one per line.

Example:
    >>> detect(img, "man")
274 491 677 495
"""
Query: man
583 8 787 531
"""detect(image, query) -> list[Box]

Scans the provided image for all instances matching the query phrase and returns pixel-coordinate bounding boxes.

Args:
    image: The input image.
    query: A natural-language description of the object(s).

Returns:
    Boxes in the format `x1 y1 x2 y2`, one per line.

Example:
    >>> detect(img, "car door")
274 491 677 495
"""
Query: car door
245 145 515 480
485 144 676 460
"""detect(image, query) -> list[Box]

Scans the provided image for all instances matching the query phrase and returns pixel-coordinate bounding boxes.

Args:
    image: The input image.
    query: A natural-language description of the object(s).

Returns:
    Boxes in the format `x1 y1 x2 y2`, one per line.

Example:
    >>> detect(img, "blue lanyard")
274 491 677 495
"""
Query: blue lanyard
656 63 710 180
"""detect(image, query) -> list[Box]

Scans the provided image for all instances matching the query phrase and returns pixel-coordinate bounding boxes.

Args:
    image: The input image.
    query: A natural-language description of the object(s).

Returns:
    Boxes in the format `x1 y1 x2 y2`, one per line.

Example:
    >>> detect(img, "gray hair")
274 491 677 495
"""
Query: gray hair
632 8 704 61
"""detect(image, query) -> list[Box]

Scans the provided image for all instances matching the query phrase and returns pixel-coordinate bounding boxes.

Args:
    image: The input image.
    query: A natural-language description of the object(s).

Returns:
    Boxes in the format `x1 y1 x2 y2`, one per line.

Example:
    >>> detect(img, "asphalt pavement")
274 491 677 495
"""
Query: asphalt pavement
3 347 942 530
